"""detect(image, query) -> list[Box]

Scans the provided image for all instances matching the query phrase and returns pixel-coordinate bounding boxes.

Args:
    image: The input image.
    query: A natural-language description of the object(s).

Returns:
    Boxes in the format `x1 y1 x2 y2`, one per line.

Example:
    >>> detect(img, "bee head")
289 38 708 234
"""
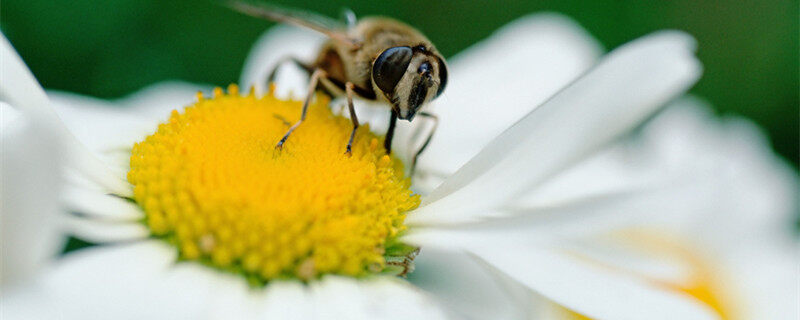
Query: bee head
372 45 448 121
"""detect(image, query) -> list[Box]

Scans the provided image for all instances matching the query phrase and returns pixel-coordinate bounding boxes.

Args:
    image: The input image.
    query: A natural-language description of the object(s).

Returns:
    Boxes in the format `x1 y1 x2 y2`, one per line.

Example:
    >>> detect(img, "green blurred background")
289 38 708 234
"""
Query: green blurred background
2 0 798 167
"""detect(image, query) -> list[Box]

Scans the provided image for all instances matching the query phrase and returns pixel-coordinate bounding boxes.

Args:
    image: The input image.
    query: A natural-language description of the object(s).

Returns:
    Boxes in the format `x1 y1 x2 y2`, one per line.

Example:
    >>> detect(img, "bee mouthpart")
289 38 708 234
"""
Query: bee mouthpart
399 110 416 121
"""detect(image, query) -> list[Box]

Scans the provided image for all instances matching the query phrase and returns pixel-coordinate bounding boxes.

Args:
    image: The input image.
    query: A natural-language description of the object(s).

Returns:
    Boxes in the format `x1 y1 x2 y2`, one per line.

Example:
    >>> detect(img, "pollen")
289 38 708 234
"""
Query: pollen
127 85 420 282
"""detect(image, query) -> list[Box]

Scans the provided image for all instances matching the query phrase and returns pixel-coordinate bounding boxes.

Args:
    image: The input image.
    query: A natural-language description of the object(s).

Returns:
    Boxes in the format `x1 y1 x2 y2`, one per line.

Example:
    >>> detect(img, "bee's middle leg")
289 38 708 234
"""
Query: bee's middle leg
344 82 360 156
276 69 326 150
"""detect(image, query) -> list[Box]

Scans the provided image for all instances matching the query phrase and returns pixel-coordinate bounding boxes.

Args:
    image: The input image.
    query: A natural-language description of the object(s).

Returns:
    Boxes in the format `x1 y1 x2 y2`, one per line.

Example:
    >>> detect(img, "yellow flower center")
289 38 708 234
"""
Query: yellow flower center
127 85 420 283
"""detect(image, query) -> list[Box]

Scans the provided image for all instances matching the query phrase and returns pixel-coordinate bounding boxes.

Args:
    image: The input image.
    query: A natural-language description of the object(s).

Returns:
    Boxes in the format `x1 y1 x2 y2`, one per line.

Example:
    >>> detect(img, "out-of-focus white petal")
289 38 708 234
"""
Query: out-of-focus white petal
116 81 208 120
470 244 719 320
726 237 799 319
346 277 449 320
615 98 799 319
629 98 798 243
45 240 178 319
254 280 314 320
414 13 602 181
408 248 535 319
45 239 450 319
409 31 701 226
0 36 50 120
179 264 261 320
48 240 263 319
47 81 208 153
240 25 325 98
503 97 798 318
0 280 61 319
0 34 132 196
62 215 149 243
0 104 63 285
309 277 367 319
62 187 144 221
226 276 453 320
299 276 449 320
47 91 158 152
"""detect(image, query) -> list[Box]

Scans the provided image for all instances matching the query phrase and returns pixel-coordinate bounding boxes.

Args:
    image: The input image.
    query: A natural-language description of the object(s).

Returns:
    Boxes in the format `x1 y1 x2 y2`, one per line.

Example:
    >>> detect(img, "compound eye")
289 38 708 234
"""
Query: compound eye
372 46 413 94
436 58 448 97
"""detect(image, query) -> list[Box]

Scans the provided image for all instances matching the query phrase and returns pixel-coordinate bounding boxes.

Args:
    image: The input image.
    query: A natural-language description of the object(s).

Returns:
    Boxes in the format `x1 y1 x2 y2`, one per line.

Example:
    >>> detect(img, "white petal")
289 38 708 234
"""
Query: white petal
0 104 63 285
629 98 799 243
240 25 325 98
257 277 448 320
169 263 259 320
408 248 535 319
0 35 50 120
49 241 267 320
409 31 701 226
415 13 602 178
404 182 702 249
507 139 666 210
470 244 719 320
62 215 149 243
348 277 449 320
0 280 62 319
615 98 799 318
47 90 158 152
513 97 798 249
62 186 144 221
44 240 195 320
46 239 448 319
117 81 208 120
310 277 370 320
254 280 314 320
0 34 131 196
47 80 207 156
724 237 799 319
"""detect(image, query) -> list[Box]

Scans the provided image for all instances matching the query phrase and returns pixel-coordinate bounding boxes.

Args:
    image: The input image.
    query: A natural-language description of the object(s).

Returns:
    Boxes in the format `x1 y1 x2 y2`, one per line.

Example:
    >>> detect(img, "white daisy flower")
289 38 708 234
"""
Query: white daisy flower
0 14 723 319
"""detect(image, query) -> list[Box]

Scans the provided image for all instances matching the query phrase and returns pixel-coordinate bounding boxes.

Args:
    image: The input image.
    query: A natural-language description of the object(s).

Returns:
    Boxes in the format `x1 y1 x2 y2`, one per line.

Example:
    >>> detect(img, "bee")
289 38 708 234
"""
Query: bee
229 1 447 171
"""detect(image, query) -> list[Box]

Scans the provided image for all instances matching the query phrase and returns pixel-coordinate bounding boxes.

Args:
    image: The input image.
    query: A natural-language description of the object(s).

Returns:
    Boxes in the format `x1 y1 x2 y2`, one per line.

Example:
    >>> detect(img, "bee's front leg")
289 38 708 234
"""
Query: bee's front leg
344 82 360 156
384 109 398 154
276 69 326 150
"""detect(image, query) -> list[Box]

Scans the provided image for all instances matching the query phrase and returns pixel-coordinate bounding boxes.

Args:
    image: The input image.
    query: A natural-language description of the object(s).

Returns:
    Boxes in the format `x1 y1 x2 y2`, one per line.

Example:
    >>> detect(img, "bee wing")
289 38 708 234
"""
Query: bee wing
227 0 359 48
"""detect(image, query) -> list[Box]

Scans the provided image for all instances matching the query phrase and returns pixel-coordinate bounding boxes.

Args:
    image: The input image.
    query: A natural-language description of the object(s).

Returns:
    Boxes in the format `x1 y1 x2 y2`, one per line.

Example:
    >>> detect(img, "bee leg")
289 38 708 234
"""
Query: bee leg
344 82 360 156
266 56 311 90
409 112 439 175
276 69 326 150
384 109 398 154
